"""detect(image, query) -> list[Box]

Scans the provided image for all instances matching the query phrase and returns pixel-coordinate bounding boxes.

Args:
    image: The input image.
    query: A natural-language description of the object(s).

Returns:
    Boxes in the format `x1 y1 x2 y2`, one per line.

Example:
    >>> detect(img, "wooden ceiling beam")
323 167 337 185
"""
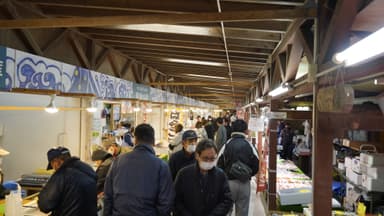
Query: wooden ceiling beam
117 45 269 59
125 53 266 67
188 21 290 33
68 32 91 69
5 2 43 55
122 50 267 63
99 38 274 54
0 8 316 29
24 0 296 13
85 30 278 49
189 93 244 97
318 0 364 64
94 48 110 70
146 82 251 87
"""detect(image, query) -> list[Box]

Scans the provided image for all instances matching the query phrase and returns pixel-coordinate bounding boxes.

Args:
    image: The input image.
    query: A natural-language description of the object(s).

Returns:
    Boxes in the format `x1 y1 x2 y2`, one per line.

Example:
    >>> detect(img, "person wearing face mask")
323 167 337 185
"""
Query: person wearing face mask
168 130 198 180
174 139 233 216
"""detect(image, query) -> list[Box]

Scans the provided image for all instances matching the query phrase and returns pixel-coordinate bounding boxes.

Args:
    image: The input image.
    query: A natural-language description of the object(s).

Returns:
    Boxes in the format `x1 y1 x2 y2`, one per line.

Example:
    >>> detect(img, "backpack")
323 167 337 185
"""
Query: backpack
218 138 258 182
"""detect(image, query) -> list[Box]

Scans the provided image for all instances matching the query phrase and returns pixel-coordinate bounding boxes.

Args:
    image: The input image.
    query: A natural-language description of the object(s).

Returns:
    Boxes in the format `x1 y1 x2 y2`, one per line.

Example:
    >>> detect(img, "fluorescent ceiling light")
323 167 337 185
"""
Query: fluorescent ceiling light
165 58 225 67
183 74 228 80
268 84 291 97
255 98 264 103
145 108 153 113
334 26 384 66
116 24 218 36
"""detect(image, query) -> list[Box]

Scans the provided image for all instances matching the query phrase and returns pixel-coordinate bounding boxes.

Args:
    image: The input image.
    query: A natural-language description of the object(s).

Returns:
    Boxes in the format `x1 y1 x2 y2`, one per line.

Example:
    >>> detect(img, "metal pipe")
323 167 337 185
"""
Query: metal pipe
315 63 344 78
216 0 235 95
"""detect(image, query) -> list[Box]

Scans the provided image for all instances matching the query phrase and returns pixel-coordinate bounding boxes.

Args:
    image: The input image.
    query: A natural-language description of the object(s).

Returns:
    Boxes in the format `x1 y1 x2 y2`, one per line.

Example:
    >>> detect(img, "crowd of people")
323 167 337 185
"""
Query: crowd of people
37 116 259 216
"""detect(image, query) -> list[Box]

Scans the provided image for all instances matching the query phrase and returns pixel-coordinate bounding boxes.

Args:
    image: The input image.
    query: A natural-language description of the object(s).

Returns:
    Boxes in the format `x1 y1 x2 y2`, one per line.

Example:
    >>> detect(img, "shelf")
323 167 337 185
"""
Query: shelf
333 166 384 194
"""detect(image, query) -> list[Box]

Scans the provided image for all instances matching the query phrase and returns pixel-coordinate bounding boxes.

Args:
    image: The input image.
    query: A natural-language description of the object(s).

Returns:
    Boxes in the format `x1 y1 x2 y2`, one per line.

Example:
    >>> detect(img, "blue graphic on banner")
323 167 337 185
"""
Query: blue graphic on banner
167 92 177 104
150 87 165 103
62 63 97 94
15 50 62 90
90 72 115 99
116 79 133 98
133 83 150 100
0 47 13 91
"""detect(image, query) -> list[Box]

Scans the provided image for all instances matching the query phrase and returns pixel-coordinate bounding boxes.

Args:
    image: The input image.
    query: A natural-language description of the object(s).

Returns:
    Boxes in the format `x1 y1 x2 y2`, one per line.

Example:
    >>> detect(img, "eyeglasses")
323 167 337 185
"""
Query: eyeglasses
200 156 217 162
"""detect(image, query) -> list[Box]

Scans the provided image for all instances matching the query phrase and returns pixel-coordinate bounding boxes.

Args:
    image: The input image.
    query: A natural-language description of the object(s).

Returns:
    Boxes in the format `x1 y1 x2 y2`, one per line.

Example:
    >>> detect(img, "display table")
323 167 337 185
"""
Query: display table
276 160 312 207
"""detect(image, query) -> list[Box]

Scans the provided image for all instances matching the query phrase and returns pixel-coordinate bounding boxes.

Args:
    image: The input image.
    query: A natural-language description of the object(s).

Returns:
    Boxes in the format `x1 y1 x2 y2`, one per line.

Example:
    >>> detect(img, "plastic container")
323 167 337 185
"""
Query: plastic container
5 182 23 216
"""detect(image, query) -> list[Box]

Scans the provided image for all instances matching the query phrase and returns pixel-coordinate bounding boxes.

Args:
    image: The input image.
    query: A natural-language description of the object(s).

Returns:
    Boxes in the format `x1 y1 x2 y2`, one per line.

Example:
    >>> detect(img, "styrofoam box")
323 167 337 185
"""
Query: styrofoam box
362 174 384 192
346 167 362 185
277 187 312 205
360 153 384 166
338 162 345 171
345 156 353 168
351 157 361 174
343 139 350 147
345 183 354 198
360 163 384 179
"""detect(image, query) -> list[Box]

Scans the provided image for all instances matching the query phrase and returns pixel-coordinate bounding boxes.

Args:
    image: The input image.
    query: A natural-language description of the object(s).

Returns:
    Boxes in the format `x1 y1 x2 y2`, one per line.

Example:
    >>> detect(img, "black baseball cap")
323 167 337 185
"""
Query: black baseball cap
182 130 198 141
46 147 70 170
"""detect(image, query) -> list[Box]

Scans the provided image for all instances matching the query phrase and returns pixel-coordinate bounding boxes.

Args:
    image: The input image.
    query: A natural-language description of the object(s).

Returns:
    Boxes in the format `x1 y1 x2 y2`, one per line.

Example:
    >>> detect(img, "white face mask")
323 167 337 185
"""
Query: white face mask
199 161 216 171
186 145 196 153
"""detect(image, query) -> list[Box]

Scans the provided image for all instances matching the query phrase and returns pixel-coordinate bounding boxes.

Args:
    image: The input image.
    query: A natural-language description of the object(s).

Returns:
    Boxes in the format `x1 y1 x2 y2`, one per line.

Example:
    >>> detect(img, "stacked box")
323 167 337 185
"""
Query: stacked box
360 153 384 166
346 167 362 185
362 175 384 192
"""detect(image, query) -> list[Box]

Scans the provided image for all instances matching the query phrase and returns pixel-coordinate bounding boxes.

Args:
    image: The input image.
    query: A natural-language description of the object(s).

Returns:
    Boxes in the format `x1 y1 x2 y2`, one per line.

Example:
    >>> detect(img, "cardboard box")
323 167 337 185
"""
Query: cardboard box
360 163 384 179
362 174 384 192
346 167 362 185
360 153 384 166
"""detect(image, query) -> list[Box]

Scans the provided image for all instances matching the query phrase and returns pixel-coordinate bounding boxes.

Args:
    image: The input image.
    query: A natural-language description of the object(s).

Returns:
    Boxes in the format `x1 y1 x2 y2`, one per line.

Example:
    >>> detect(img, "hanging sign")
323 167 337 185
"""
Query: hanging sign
0 46 8 90
267 111 287 119
150 87 164 103
133 83 150 101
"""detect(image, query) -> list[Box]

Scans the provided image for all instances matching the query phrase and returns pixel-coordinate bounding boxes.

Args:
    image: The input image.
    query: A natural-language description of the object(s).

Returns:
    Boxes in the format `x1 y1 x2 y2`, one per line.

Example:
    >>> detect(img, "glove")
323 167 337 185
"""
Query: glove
168 144 174 150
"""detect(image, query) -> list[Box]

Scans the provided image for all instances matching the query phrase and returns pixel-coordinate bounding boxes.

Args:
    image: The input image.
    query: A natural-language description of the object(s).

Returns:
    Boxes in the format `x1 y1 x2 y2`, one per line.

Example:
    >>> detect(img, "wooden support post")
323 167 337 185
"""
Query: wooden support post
69 32 91 69
94 48 110 70
267 100 280 210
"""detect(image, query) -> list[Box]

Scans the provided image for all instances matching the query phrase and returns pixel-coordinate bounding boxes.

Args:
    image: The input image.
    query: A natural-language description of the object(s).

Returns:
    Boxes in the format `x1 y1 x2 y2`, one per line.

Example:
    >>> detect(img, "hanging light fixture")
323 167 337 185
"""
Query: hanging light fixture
86 98 97 113
145 103 153 113
268 83 291 97
133 101 141 112
45 94 59 113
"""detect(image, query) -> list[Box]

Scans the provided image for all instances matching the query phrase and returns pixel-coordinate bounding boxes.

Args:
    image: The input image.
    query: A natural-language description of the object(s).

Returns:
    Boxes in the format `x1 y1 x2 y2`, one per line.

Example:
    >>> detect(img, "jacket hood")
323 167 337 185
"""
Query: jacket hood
59 157 97 180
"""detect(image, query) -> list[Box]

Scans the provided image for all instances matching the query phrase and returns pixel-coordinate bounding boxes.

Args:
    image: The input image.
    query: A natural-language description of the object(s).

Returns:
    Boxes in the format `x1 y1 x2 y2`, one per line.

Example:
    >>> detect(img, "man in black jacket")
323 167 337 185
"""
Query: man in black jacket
38 147 97 216
91 149 113 194
174 139 233 216
168 130 198 180
104 123 174 216
218 119 259 216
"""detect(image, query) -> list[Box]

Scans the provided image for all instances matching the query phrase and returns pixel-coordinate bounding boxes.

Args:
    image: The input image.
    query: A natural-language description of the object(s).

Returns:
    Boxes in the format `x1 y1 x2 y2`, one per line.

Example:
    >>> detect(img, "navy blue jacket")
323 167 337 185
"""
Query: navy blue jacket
174 163 233 216
103 144 175 216
38 157 97 216
168 148 196 180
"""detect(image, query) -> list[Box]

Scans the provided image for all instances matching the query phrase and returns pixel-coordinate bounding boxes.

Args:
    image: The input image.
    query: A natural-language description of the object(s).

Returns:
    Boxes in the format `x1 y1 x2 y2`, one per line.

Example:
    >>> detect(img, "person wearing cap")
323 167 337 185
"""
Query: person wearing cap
168 123 184 154
38 146 97 216
91 149 113 194
174 139 233 216
168 130 198 180
103 123 174 216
